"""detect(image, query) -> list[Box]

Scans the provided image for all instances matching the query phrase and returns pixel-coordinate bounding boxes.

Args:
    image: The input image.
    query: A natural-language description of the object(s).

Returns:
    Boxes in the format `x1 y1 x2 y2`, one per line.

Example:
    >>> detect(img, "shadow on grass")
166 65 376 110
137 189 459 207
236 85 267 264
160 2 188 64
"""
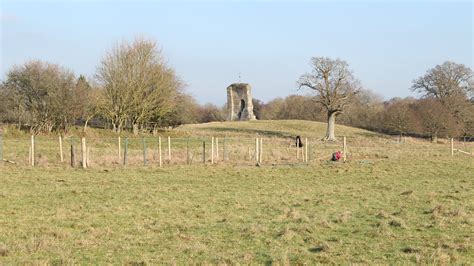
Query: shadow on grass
198 127 295 138
308 245 328 253
353 131 382 138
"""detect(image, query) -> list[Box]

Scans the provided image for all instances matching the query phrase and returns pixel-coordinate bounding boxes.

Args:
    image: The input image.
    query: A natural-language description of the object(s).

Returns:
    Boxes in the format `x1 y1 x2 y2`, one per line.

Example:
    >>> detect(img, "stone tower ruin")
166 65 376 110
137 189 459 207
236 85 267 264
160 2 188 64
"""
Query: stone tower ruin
226 83 256 121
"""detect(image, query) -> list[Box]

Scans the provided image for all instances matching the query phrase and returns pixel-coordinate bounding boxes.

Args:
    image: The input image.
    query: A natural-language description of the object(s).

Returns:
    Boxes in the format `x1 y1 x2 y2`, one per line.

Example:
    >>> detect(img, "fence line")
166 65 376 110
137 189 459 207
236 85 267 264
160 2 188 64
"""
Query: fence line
452 137 473 156
0 135 472 168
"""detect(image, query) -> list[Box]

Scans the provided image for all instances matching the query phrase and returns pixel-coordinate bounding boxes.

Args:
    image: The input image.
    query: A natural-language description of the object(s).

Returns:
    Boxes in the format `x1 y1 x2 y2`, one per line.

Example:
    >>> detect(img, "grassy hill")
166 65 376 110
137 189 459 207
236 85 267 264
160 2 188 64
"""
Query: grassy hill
1 120 388 142
178 120 380 140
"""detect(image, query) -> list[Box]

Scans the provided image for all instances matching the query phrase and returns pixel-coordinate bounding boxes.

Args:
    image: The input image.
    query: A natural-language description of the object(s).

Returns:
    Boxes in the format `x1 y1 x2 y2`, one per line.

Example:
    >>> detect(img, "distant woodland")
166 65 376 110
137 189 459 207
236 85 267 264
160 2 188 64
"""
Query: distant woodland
1 38 473 141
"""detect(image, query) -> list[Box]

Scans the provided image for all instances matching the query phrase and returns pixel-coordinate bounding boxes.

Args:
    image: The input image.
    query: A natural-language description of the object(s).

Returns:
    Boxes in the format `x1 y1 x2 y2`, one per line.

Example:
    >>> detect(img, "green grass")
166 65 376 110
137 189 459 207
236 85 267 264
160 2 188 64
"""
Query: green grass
1 120 473 263
1 156 473 264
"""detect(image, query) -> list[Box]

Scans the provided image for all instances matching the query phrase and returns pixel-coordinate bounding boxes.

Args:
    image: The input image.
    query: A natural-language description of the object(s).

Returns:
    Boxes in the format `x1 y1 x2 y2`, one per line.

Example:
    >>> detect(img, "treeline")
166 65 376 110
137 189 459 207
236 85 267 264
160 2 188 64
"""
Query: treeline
254 92 473 141
0 38 226 135
0 37 473 141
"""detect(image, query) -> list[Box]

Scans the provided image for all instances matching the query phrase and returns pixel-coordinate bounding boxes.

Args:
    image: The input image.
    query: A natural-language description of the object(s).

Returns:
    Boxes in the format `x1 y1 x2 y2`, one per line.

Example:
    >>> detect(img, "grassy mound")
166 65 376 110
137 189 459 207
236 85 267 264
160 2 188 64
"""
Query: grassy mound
178 120 380 139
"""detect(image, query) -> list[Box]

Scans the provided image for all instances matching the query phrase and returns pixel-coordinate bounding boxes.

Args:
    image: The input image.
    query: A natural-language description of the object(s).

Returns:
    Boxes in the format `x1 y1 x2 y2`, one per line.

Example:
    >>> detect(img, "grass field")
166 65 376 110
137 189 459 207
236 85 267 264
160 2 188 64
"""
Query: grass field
2 120 471 167
1 121 473 263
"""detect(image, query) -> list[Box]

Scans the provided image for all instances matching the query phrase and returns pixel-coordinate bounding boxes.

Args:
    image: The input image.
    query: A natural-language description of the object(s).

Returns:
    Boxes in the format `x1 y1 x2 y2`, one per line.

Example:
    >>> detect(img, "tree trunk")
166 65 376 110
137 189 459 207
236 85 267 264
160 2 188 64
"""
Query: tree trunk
83 118 90 133
324 111 337 141
431 134 438 143
117 120 123 134
133 123 139 136
47 122 53 133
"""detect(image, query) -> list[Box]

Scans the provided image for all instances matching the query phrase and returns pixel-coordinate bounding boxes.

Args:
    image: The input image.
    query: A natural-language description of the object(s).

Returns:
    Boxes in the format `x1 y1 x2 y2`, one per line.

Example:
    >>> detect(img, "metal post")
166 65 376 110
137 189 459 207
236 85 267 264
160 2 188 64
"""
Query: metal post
70 144 75 168
202 141 206 164
296 137 299 161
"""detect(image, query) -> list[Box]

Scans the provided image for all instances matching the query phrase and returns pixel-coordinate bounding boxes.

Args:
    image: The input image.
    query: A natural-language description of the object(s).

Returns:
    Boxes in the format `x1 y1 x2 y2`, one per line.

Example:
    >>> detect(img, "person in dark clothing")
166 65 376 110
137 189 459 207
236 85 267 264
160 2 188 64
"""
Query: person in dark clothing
295 136 304 147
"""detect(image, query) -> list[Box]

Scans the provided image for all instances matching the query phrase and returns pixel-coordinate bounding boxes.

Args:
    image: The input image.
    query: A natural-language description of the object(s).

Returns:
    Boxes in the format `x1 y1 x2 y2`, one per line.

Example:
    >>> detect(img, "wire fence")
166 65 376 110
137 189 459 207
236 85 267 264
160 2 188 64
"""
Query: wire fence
0 134 472 168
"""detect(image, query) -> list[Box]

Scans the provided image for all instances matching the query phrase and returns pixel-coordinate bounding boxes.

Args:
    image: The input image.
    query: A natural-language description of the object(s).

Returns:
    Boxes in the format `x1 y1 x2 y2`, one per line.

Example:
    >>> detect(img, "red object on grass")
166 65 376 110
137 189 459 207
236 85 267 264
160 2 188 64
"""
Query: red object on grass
332 151 342 161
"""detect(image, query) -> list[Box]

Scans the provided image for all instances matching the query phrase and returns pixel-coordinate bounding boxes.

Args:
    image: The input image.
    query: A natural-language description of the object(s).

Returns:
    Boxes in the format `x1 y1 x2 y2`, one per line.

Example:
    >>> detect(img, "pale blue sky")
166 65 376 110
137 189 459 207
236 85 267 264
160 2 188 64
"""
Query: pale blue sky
1 0 472 104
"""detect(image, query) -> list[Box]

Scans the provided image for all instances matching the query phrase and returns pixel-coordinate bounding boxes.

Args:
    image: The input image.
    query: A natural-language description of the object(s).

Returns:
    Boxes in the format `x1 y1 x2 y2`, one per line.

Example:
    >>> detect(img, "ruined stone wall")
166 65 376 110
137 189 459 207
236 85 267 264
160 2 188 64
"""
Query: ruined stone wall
226 83 256 121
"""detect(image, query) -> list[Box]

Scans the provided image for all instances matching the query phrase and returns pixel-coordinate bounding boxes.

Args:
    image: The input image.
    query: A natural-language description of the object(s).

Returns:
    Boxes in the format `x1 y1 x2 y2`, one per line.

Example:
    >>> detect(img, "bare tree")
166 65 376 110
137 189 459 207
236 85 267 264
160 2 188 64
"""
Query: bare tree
2 60 76 133
156 93 201 130
0 83 25 127
73 75 101 133
298 57 359 140
339 89 384 130
96 38 182 134
260 98 285 120
382 99 419 141
252 98 264 120
414 98 460 142
412 62 474 137
197 103 225 123
412 61 473 100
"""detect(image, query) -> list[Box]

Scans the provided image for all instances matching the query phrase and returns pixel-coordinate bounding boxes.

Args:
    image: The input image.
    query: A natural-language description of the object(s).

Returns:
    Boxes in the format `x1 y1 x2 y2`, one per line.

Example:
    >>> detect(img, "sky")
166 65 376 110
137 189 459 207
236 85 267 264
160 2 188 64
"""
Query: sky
1 0 472 105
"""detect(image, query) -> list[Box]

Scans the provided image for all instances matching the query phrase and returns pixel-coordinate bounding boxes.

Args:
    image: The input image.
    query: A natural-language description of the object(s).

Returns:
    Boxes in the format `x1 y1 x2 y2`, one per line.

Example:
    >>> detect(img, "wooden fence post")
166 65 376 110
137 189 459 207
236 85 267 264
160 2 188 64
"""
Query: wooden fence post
70 144 75 168
143 137 147 166
158 136 162 167
202 141 206 164
168 136 171 163
118 136 121 162
81 137 87 169
30 135 35 167
123 138 128 165
343 136 347 162
211 137 214 164
451 138 454 156
216 137 219 161
305 138 308 163
259 138 263 164
59 135 64 163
